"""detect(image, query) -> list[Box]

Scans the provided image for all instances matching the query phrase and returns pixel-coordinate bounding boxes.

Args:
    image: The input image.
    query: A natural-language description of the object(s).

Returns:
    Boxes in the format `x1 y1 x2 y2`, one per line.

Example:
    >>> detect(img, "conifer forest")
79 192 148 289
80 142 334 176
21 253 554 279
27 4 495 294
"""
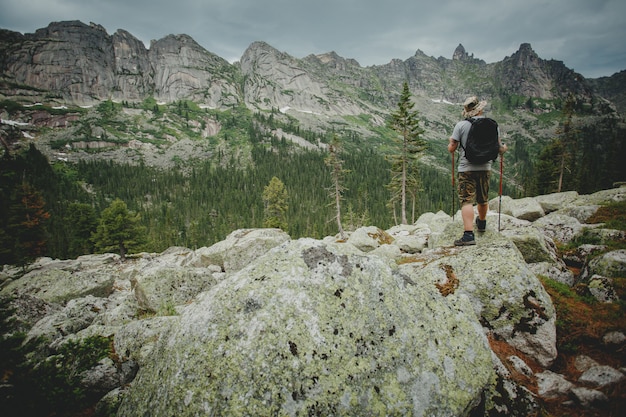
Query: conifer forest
1 94 625 265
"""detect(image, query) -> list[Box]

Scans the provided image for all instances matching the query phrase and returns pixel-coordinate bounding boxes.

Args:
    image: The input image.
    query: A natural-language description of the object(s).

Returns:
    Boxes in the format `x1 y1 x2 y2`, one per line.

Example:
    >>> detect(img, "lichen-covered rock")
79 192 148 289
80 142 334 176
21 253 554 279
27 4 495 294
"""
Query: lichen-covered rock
501 226 558 264
117 238 495 417
386 224 429 254
509 197 546 221
346 226 394 252
416 210 452 235
561 244 607 269
570 387 609 408
128 267 217 313
191 228 291 272
1 255 118 304
556 205 600 223
80 357 121 396
533 212 584 244
485 361 540 416
527 261 575 286
25 295 108 345
0 293 61 333
400 225 557 368
578 365 625 388
489 195 514 216
536 370 574 399
534 191 579 213
575 187 626 205
588 275 619 303
114 316 178 366
583 249 626 279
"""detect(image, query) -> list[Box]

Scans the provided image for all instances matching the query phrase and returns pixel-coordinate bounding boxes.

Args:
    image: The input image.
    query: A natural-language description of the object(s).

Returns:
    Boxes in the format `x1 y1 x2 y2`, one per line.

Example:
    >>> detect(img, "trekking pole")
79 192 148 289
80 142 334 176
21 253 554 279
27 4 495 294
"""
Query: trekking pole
498 152 503 232
451 152 456 220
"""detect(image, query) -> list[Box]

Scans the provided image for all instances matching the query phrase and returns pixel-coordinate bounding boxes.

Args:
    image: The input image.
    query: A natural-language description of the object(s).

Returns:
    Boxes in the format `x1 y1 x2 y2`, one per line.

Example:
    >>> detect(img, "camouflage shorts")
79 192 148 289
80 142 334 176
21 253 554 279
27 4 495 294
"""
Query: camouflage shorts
458 171 491 205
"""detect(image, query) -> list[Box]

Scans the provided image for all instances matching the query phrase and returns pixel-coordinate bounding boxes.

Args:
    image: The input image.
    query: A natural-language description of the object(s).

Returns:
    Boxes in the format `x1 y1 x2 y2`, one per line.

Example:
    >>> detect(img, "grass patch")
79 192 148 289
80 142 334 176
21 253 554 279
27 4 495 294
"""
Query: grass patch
540 275 626 355
587 200 626 230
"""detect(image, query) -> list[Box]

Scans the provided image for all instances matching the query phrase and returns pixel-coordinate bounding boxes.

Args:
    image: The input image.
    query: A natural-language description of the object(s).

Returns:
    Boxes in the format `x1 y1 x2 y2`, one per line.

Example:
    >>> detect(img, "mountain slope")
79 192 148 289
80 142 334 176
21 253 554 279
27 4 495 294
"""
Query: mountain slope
1 21 625 194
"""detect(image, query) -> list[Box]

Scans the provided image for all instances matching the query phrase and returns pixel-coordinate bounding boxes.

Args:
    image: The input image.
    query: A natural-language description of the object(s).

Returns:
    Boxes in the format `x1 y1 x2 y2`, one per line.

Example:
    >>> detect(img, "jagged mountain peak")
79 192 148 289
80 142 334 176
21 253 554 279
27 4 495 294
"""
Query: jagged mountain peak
31 20 108 40
452 43 467 60
304 51 362 69
0 19 623 115
508 42 541 63
243 40 285 57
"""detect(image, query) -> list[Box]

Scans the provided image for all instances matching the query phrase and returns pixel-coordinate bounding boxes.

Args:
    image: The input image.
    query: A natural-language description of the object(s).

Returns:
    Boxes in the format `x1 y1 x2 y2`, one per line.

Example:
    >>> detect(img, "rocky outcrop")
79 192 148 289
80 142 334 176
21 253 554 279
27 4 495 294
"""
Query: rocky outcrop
2 187 625 416
118 238 497 416
239 41 369 116
110 29 153 101
149 34 238 106
0 21 239 107
0 21 607 117
0 21 118 104
494 42 594 102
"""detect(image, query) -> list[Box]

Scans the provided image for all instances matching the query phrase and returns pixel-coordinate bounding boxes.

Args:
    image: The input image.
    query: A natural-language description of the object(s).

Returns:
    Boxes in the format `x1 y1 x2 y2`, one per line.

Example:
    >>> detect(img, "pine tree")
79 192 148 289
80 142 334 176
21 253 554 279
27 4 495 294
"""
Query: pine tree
66 203 98 257
325 135 348 239
92 198 146 261
8 182 50 266
532 94 578 195
555 94 578 192
262 177 289 230
387 82 426 224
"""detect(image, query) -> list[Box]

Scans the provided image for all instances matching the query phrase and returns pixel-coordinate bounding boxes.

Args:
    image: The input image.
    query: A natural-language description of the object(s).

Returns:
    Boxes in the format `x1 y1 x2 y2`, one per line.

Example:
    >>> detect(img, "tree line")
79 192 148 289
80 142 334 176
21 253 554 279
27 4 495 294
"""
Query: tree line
2 91 623 265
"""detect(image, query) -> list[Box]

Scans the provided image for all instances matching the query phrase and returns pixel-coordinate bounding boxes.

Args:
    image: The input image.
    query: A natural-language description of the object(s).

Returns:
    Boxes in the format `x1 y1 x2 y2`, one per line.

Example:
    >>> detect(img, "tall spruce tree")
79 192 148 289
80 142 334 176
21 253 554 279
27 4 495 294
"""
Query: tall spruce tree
66 203 98 257
555 95 578 192
92 198 146 261
387 82 426 224
532 94 578 194
5 182 50 266
262 176 289 230
325 135 348 239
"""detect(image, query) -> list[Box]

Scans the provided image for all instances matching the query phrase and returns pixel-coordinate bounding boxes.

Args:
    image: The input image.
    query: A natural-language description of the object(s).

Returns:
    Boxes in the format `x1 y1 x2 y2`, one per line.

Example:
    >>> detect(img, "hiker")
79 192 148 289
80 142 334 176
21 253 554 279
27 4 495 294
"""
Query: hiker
448 96 507 246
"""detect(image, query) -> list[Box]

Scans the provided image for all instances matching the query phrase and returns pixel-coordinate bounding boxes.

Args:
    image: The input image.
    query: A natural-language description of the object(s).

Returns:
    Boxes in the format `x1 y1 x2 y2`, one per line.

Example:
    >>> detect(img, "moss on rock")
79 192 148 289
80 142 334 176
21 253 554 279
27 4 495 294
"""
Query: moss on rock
118 238 495 416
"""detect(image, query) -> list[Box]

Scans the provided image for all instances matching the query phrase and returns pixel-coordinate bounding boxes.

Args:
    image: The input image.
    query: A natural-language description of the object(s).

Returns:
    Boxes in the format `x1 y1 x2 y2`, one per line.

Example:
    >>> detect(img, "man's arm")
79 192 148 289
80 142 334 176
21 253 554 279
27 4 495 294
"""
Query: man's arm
448 137 459 153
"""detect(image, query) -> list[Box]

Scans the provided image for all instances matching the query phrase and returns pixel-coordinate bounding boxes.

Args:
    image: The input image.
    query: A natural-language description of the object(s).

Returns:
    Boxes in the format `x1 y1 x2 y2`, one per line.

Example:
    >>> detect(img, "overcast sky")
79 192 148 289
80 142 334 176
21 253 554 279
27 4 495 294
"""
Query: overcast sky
1 0 624 79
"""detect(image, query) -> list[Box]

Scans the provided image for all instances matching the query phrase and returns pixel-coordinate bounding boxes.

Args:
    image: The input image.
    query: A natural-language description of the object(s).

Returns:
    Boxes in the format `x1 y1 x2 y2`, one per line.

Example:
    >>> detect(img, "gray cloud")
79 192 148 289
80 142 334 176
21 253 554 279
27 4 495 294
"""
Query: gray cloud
1 0 624 78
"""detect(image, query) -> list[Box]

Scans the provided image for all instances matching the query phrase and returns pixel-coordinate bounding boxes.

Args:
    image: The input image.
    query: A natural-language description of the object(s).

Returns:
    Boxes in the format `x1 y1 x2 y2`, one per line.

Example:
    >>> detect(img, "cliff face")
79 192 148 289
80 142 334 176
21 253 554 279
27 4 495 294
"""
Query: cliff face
149 34 238 106
494 43 594 100
110 28 153 101
1 21 118 103
0 20 617 115
0 21 239 107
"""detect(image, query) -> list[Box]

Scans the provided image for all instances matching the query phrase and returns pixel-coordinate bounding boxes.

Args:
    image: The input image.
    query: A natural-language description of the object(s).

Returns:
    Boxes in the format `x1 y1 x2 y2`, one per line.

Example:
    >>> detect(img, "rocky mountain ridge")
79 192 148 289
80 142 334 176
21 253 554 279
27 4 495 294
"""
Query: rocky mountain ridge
1 187 625 416
1 20 622 116
3 20 625 189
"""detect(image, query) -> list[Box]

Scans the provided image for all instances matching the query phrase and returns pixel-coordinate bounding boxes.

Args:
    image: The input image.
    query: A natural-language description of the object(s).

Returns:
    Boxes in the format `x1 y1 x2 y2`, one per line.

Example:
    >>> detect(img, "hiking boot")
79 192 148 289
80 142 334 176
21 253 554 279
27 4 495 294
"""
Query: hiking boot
476 218 486 233
454 232 476 246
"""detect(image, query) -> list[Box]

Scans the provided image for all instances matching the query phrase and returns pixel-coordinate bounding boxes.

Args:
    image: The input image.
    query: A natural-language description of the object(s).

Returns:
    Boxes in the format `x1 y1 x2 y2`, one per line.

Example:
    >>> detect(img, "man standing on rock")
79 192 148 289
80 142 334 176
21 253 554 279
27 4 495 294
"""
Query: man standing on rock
448 96 507 246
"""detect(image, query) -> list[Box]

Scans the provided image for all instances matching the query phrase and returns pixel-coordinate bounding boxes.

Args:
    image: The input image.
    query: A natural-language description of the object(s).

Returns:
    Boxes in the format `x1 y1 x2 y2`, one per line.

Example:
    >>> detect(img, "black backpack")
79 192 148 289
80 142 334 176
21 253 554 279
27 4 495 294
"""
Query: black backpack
461 117 500 164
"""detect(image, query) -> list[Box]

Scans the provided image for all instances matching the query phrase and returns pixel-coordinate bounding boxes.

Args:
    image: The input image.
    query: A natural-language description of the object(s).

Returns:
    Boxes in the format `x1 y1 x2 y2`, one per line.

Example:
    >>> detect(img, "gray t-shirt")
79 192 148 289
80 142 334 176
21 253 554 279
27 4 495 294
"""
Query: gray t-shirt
451 116 496 172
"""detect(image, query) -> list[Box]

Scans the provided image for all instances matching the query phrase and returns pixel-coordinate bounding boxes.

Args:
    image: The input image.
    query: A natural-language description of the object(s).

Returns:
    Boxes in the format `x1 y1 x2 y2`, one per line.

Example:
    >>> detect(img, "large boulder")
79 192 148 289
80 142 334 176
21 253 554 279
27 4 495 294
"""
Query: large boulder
190 228 291 272
25 295 109 346
533 212 584 244
581 249 626 280
400 224 557 368
128 266 217 313
117 238 496 416
509 197 546 222
534 191 579 213
1 254 119 304
501 226 559 264
346 226 394 252
386 223 430 254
